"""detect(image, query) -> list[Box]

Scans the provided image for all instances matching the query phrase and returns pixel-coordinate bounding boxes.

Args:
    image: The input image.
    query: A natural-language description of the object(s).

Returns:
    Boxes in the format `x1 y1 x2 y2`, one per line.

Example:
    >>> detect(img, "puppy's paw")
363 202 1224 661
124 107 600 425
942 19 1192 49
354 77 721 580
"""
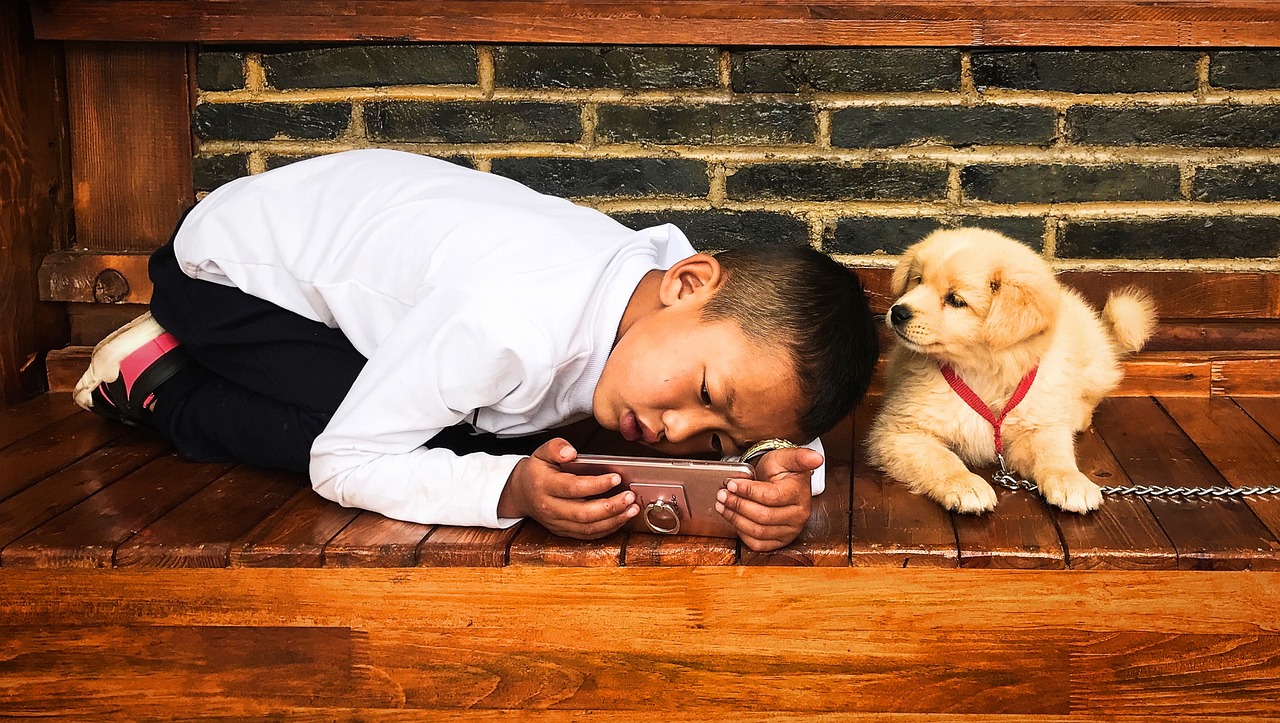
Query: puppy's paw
1039 470 1103 513
923 473 998 514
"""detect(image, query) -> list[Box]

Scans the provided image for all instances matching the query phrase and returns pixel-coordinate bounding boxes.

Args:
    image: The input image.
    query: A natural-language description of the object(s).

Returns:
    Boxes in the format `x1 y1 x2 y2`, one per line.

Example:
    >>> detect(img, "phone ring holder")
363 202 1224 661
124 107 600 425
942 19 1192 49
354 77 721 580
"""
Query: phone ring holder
642 498 681 534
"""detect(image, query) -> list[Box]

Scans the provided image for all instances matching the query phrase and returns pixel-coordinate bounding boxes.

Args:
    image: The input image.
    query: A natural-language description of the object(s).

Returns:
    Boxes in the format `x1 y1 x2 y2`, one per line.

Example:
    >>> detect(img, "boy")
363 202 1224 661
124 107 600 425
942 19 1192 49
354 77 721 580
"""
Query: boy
75 149 879 551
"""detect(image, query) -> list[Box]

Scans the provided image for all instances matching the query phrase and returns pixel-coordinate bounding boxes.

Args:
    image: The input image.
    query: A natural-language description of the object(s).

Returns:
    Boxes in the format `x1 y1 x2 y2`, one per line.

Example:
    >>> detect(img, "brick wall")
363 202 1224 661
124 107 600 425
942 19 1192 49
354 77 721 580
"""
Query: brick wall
193 45 1280 270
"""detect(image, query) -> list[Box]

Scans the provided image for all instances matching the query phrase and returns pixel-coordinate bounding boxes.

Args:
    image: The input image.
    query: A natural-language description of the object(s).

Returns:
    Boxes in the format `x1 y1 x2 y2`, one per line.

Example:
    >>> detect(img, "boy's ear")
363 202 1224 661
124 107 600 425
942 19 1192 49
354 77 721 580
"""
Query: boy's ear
659 253 723 307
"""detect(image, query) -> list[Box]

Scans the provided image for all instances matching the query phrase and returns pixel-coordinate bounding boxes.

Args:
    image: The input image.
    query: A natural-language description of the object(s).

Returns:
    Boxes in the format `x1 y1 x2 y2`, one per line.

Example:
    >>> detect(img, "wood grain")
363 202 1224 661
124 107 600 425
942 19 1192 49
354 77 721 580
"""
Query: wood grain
1053 427 1177 570
1 567 1280 716
416 524 522 567
64 42 192 252
1092 396 1280 570
322 512 433 568
1 454 234 568
0 2 71 403
231 488 361 568
1158 396 1280 543
0 393 80 451
0 412 130 502
0 431 169 552
28 1 1280 46
850 403 959 567
114 466 301 568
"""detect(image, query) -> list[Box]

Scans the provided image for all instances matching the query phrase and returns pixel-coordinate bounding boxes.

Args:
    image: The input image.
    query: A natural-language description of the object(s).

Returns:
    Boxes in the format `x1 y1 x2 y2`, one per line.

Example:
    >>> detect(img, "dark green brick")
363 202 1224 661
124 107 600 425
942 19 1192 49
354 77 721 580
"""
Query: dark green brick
1057 217 1280 259
832 106 1056 148
494 46 717 89
491 157 708 198
197 51 246 91
726 162 947 201
192 102 351 141
962 164 1181 203
597 103 815 145
972 50 1198 93
826 216 1045 255
192 153 249 191
731 49 960 93
366 101 581 143
610 210 808 250
1066 106 1280 147
1209 51 1280 90
263 45 477 89
264 153 474 171
1193 165 1280 201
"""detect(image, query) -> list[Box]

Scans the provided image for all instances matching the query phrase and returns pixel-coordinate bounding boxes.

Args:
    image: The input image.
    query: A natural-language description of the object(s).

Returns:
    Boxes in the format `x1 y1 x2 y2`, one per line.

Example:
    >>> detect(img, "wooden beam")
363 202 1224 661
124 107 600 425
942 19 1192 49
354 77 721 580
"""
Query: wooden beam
64 42 193 253
28 1 1280 46
0 3 71 403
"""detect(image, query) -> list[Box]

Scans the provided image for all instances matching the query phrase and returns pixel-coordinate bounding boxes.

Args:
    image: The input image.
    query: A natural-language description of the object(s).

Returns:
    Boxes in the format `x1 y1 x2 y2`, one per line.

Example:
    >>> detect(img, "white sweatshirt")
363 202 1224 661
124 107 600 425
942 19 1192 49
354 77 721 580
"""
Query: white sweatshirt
174 149 822 528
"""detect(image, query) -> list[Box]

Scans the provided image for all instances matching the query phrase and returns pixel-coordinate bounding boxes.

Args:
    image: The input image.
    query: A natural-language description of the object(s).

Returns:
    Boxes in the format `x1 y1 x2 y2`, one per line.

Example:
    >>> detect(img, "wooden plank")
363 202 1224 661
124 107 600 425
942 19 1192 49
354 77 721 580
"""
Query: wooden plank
64 42 192 252
1159 396 1280 543
1213 357 1280 397
39 251 152 304
850 403 959 568
508 523 626 566
622 531 738 566
743 414 853 567
416 524 522 567
953 481 1067 570
0 412 131 502
0 393 80 450
0 2 71 403
1092 397 1280 570
0 454 234 568
858 267 1280 320
1147 320 1280 352
322 512 432 568
1054 427 1177 570
230 488 360 568
1238 397 1280 442
0 624 363 713
1071 632 1280 718
2 567 1280 716
114 466 301 568
29 1 1280 46
0 431 169 553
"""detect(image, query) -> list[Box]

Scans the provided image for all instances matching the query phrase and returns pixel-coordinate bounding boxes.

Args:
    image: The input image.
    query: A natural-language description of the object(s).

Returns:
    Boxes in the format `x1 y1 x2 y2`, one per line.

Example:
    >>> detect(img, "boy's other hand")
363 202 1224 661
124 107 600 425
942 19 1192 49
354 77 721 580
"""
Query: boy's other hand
498 438 640 540
715 446 821 552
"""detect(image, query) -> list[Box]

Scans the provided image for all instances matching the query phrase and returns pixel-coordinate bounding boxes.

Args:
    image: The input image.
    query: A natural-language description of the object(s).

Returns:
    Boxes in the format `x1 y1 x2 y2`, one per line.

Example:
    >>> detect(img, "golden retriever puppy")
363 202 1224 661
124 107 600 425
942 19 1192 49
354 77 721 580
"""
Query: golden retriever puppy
866 228 1155 513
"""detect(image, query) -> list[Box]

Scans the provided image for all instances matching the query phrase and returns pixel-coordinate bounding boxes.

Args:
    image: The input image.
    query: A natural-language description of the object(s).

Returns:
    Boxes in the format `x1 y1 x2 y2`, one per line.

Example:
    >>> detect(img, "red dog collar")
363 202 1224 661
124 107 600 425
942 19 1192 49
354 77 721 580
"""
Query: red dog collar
939 363 1038 456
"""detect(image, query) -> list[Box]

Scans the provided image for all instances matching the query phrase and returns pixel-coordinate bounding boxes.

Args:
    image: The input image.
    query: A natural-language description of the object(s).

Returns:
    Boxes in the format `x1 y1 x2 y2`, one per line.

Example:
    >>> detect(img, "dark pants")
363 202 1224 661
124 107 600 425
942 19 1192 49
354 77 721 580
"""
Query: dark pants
147 234 555 473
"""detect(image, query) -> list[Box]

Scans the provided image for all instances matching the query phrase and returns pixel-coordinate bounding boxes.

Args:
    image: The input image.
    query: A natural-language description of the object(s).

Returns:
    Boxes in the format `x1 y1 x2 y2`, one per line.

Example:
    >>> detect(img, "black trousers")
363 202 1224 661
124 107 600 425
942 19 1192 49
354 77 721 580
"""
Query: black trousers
147 236 555 473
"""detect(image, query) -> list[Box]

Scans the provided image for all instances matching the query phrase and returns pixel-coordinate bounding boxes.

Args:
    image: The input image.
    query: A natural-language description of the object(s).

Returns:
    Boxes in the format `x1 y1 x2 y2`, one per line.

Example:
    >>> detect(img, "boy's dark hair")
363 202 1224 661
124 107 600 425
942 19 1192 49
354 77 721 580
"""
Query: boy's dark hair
702 244 879 441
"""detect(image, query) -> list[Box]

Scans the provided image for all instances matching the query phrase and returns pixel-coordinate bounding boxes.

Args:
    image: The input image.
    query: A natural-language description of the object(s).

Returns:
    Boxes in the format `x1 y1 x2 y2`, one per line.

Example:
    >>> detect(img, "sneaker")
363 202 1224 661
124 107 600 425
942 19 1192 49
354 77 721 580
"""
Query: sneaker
73 311 192 427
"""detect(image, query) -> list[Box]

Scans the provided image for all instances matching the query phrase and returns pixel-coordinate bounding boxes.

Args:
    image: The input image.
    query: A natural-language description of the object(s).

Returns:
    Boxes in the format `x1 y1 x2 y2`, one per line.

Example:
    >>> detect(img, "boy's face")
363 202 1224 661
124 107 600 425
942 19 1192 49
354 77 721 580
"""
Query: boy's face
593 258 805 457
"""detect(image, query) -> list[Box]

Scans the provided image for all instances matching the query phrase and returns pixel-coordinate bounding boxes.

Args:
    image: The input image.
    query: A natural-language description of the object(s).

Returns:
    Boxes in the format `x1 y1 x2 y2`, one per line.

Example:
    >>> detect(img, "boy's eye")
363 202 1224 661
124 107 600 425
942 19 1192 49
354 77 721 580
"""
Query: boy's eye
945 292 967 309
701 378 712 405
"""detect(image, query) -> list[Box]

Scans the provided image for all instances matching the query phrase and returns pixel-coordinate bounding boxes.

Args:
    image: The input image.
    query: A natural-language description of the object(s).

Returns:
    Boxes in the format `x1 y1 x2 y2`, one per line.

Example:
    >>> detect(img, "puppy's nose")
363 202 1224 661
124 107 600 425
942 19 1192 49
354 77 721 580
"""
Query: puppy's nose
889 304 914 327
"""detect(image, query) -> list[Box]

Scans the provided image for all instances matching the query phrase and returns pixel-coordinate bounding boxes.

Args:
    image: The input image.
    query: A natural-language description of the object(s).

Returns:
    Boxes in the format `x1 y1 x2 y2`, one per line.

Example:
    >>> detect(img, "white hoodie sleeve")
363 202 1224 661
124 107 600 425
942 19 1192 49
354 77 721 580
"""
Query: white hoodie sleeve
309 297 552 529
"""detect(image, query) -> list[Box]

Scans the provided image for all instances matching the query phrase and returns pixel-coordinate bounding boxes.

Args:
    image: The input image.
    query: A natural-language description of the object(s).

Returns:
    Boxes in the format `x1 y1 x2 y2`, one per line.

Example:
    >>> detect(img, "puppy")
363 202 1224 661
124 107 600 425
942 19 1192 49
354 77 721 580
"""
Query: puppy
866 228 1156 513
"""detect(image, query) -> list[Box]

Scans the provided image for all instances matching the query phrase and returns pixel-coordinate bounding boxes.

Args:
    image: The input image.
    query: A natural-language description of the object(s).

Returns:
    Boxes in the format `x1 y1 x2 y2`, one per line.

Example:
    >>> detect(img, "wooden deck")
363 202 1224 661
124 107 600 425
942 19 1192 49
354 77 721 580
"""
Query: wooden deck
1 389 1279 570
3 387 1280 716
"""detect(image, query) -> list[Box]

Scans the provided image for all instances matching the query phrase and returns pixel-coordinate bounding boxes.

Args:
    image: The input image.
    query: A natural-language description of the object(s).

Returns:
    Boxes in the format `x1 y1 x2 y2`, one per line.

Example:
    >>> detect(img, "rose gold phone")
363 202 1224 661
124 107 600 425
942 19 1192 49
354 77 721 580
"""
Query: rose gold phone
560 454 754 538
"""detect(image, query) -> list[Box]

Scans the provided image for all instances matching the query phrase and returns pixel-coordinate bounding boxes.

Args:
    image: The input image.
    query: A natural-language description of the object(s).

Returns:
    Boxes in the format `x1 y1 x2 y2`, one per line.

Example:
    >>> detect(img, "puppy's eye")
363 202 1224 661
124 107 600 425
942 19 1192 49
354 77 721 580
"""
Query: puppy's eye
945 292 967 309
911 275 922 286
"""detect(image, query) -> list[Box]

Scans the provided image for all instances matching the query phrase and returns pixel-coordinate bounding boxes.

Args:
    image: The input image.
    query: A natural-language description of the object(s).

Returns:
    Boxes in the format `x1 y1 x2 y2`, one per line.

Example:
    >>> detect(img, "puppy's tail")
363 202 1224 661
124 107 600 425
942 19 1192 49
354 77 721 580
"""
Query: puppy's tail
1102 287 1157 354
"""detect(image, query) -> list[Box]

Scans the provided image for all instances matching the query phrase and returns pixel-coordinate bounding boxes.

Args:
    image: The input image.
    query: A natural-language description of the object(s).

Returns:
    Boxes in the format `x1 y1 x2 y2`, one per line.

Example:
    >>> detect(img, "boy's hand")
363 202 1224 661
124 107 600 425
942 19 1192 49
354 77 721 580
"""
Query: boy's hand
716 446 822 552
498 438 640 539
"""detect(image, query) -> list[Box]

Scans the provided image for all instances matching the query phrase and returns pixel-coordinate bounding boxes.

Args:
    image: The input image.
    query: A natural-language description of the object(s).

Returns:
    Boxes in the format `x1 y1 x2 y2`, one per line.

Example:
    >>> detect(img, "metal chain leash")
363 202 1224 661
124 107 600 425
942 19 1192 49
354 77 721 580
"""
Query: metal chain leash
991 455 1280 499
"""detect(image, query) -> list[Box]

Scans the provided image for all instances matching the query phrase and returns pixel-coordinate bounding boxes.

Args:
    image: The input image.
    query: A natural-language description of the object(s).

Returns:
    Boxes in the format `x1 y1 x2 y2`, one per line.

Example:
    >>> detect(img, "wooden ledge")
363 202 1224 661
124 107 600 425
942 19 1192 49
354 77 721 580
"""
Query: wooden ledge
28 0 1280 46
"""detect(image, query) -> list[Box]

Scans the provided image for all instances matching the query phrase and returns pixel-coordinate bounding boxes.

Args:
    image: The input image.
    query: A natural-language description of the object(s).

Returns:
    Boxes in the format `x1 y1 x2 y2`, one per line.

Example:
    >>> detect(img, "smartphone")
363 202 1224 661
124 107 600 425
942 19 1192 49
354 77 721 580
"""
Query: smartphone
560 454 754 539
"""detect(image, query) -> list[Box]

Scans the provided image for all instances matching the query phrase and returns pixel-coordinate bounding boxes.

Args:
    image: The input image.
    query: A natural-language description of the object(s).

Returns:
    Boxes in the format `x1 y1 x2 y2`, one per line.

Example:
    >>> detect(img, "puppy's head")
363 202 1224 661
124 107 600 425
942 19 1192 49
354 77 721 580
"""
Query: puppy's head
886 228 1060 362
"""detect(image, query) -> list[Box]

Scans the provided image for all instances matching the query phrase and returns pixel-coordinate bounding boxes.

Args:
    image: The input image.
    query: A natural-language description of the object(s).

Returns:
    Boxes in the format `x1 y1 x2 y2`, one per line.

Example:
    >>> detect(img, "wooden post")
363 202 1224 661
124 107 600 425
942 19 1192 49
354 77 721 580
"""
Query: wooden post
0 3 71 403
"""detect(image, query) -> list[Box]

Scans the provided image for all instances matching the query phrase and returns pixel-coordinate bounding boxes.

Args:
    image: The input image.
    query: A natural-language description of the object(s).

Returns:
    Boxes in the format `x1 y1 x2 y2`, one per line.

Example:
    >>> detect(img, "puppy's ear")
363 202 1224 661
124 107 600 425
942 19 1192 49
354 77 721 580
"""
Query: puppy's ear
983 269 1059 349
889 248 919 297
